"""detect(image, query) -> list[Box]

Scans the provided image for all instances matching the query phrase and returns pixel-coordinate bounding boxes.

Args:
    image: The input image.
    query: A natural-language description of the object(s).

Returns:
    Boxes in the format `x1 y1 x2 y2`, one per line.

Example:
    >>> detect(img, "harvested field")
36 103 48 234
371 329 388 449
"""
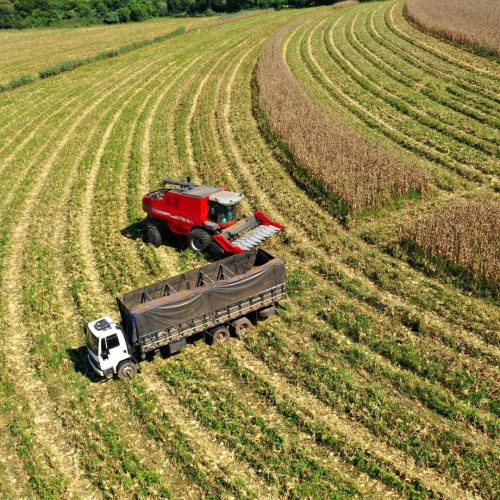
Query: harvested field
406 0 500 55
0 0 498 498
401 197 500 292
0 16 211 84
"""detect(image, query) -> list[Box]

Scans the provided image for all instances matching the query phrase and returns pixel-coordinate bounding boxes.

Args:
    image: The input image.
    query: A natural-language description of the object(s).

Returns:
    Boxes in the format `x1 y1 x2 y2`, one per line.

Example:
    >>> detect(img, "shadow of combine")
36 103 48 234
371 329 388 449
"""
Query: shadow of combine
121 219 224 262
121 219 186 251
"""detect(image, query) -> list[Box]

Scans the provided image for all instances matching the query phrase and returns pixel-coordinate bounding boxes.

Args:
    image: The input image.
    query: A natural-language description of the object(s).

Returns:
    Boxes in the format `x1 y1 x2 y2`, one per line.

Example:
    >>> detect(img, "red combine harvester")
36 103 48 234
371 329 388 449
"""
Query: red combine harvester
142 178 284 255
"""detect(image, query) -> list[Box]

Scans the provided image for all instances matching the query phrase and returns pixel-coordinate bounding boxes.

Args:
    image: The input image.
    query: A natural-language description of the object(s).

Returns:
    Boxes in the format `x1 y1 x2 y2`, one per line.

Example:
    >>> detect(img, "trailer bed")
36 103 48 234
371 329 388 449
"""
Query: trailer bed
117 249 286 351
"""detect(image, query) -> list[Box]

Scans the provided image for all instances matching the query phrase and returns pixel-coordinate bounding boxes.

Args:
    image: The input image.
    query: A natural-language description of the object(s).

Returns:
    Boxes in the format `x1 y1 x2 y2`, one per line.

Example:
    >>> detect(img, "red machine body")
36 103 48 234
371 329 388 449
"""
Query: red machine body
142 178 284 255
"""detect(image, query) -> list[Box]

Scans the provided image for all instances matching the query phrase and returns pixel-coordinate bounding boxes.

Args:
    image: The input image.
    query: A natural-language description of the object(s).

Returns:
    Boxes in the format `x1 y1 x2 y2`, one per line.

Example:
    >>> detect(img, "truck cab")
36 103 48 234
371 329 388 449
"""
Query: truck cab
86 317 136 379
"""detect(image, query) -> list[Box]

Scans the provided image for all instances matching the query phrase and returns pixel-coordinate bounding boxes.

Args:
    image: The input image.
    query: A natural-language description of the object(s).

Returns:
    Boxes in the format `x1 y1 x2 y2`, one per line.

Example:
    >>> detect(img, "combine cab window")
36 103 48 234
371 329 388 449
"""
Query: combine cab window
212 203 239 224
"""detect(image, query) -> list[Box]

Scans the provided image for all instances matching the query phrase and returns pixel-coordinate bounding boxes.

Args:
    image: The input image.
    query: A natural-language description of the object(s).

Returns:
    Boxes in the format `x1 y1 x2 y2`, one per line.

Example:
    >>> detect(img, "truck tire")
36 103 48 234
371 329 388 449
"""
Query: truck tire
258 306 275 320
188 228 211 252
146 222 163 247
116 360 138 379
208 241 225 257
233 317 253 338
209 326 230 344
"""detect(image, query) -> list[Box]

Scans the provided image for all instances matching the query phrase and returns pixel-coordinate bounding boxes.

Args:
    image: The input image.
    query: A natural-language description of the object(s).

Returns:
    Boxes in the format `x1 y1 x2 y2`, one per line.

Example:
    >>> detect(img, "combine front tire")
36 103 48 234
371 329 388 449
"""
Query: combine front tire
146 222 163 247
188 228 211 252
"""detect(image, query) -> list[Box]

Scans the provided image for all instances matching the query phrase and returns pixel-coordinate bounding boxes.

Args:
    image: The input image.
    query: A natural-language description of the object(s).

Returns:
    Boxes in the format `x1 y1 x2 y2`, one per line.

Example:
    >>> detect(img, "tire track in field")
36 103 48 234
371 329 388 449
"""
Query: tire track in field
0 415 31 498
0 56 173 497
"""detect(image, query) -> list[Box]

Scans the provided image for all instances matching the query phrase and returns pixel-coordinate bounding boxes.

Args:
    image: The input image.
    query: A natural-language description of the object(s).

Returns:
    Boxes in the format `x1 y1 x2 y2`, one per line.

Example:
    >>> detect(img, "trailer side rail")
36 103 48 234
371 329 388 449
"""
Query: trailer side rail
138 284 286 352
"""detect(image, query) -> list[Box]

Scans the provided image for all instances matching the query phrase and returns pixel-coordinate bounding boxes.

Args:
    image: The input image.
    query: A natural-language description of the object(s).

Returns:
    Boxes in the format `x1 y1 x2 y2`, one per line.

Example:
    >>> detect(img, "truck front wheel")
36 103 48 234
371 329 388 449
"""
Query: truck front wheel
116 360 138 379
146 222 163 247
188 228 211 252
209 326 230 344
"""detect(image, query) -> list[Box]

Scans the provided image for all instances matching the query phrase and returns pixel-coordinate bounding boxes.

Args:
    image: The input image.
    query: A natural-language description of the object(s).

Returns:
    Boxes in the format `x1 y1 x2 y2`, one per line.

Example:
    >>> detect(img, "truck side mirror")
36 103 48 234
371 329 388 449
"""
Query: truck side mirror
100 339 109 359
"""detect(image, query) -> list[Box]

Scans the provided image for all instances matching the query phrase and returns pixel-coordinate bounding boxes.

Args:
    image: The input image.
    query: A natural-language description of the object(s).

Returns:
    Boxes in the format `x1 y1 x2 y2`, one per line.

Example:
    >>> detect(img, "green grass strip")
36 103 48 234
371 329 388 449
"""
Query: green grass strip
0 27 185 93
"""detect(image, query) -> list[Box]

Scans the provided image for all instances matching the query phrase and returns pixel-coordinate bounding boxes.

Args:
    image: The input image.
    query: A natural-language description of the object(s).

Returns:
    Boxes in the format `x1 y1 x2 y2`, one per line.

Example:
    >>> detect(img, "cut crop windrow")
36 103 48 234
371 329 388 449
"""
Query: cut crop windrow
364 6 500 127
344 13 499 157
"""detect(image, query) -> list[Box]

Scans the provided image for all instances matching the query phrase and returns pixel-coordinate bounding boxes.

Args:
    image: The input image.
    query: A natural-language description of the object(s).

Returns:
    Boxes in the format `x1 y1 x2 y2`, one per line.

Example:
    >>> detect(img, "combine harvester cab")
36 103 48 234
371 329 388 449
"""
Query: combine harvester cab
86 249 286 379
142 177 284 255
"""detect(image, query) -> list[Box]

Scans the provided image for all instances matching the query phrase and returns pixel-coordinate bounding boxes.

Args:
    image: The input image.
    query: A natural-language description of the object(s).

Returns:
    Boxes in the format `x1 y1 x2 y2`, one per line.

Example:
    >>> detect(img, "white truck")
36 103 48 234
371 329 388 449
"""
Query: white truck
86 249 286 379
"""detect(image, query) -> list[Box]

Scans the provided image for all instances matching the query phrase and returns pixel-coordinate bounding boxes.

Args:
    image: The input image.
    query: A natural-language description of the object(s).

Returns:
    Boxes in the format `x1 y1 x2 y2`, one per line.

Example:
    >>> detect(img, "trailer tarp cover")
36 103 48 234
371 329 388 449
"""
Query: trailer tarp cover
117 249 285 342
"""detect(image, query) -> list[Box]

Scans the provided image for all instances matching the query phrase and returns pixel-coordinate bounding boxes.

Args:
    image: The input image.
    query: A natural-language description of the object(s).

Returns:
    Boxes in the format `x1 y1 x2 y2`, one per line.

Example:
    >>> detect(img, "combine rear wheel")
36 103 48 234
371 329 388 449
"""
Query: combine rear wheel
188 228 211 252
146 222 163 247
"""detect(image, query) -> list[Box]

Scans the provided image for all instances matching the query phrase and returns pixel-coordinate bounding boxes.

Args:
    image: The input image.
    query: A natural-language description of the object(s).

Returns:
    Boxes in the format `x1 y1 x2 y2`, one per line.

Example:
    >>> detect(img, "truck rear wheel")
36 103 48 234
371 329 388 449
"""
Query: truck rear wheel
146 222 163 247
209 326 230 344
258 306 276 320
116 360 138 379
233 317 253 338
188 228 211 252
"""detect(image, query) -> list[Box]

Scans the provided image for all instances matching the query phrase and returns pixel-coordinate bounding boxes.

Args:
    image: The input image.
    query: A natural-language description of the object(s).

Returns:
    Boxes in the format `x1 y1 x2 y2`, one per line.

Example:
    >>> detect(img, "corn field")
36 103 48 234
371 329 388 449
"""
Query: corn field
0 0 498 498
405 0 500 55
401 198 500 291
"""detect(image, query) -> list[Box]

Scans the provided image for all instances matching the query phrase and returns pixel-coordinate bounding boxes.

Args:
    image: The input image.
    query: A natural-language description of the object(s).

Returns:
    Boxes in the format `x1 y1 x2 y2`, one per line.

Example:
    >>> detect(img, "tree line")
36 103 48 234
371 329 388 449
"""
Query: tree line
0 0 343 29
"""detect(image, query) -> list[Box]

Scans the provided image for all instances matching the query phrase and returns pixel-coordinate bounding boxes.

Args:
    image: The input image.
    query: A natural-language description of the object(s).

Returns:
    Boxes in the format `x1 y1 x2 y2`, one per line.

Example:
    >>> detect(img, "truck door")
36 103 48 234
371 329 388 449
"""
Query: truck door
100 333 127 373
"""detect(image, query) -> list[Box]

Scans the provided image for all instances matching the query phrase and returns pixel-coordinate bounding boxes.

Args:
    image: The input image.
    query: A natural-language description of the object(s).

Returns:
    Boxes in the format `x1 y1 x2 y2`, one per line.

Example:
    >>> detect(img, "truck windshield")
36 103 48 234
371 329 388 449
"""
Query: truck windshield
86 329 99 355
212 203 239 224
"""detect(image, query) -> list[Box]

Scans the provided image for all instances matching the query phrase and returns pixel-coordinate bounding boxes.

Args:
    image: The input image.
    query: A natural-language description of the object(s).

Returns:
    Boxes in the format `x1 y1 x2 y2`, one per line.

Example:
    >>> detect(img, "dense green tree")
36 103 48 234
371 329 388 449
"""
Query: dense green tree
0 0 343 29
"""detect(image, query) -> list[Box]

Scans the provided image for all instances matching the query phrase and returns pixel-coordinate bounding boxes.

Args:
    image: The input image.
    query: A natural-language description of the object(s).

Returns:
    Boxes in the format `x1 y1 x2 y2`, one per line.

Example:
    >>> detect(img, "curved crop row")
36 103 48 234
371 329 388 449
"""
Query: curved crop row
0 2 498 498
256 22 427 215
